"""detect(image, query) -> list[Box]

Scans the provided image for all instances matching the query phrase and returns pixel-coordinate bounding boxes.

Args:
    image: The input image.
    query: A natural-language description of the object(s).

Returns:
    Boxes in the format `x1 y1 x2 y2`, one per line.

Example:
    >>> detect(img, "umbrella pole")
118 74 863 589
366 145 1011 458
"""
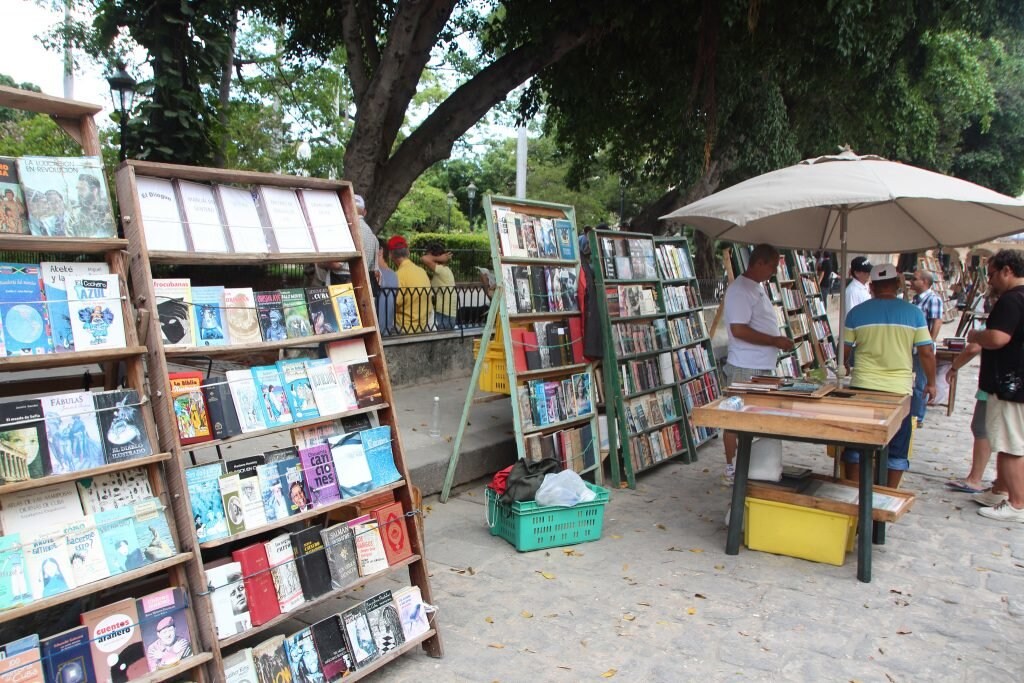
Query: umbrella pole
836 208 848 379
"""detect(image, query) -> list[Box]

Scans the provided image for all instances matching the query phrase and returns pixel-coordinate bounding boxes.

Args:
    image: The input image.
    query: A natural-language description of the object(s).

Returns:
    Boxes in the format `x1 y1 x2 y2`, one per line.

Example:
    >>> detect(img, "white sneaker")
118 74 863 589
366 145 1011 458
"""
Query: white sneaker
972 489 1009 507
723 463 735 484
978 500 1024 522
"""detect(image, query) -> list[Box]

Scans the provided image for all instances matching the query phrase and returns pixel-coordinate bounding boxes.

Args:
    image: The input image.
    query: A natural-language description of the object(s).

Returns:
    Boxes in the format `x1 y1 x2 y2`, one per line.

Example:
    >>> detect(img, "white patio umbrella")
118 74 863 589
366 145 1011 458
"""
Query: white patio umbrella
661 148 1024 373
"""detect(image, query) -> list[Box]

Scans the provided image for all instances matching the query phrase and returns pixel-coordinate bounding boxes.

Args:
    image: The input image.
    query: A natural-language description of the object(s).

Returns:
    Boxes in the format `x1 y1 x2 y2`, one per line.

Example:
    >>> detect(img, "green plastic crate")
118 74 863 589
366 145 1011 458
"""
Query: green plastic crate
485 482 610 551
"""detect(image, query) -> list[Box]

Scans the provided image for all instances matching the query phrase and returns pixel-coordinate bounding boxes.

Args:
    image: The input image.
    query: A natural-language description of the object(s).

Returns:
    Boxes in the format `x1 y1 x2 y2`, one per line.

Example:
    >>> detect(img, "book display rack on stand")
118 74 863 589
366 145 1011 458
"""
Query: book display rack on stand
0 86 212 681
918 253 957 323
788 250 837 370
116 160 441 676
589 229 722 488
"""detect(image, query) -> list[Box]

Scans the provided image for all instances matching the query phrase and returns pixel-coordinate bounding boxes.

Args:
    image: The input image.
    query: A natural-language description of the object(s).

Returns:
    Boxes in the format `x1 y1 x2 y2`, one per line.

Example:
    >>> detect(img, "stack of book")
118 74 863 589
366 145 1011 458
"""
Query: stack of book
654 242 695 280
611 321 669 356
523 423 597 473
520 373 593 429
618 353 673 395
493 207 576 260
622 389 679 435
506 319 583 371
501 265 579 314
679 372 722 444
605 284 659 318
666 315 706 346
663 284 700 313
153 279 362 349
597 237 658 280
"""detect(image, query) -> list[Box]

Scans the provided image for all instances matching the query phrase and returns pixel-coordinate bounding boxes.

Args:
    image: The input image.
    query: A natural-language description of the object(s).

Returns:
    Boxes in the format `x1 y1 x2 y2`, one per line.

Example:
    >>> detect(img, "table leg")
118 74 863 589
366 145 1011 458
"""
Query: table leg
947 370 957 417
857 449 873 583
725 433 752 555
873 445 888 545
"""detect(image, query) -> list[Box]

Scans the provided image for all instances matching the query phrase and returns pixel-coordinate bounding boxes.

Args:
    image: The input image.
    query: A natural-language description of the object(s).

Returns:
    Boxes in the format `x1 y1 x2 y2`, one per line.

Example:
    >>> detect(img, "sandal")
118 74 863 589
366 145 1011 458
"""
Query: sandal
945 479 986 494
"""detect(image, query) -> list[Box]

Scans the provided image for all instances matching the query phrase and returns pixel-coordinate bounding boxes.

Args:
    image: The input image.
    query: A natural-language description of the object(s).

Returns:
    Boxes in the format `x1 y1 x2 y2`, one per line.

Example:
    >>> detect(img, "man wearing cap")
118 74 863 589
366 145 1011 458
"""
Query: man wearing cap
845 256 873 314
146 616 192 669
841 263 937 487
308 194 380 296
388 235 433 334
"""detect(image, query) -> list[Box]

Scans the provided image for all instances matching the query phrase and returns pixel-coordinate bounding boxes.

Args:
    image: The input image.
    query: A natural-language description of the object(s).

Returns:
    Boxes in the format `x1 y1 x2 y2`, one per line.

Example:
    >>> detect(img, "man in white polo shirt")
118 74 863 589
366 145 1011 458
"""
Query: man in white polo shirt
721 243 795 481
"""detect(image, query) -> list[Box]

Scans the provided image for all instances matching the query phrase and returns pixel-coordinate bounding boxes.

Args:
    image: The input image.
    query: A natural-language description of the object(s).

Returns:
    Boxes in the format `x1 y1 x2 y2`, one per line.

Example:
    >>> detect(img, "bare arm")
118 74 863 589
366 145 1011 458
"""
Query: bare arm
730 323 794 351
966 328 1013 350
946 342 981 383
929 318 942 340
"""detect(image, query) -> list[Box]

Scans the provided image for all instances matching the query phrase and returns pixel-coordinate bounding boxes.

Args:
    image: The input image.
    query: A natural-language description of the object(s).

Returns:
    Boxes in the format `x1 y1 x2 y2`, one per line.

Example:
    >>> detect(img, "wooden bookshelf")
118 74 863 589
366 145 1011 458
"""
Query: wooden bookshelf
163 326 374 358
136 653 215 683
0 345 147 371
0 451 171 496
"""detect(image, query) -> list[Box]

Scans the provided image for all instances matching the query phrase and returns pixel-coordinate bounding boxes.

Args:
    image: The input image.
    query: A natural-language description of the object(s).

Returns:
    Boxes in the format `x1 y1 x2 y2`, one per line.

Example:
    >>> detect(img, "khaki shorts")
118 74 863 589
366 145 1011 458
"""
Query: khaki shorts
985 394 1024 456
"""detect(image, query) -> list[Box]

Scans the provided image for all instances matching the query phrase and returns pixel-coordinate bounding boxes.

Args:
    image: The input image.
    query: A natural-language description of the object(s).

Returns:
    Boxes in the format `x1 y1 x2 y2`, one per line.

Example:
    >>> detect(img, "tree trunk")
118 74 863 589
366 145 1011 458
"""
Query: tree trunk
214 14 237 168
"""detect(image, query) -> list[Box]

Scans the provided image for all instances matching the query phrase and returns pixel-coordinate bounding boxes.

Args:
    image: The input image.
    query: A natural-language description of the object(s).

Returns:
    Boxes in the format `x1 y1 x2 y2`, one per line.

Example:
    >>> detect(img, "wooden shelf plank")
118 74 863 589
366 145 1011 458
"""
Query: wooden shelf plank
0 345 147 372
508 311 581 321
491 256 577 266
124 159 354 191
148 249 362 266
135 653 214 683
0 451 171 496
164 327 374 358
515 363 589 380
0 235 128 254
0 552 194 625
345 627 438 681
199 480 405 550
0 85 101 117
217 554 421 648
183 403 388 451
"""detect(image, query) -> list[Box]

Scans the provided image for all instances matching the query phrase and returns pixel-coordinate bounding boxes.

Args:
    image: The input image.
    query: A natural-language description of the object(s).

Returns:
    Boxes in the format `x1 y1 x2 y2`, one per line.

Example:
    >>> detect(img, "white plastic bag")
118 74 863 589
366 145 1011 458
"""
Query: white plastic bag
535 470 596 507
748 438 783 482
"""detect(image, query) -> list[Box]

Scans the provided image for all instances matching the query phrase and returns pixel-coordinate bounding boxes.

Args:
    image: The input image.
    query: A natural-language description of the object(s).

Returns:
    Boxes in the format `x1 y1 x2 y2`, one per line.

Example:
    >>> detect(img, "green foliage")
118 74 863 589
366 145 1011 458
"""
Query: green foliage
0 114 80 158
387 182 469 235
407 233 491 251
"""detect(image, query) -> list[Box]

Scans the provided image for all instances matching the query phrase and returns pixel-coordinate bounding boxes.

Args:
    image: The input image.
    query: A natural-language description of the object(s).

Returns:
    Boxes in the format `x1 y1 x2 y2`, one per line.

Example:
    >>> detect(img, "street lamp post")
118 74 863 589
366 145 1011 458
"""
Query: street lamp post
446 190 455 231
106 63 137 161
467 181 478 230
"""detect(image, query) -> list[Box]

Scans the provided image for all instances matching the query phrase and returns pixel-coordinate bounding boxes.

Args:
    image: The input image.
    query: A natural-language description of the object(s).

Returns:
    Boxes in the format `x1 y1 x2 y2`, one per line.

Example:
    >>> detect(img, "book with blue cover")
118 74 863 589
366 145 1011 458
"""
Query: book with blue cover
327 431 374 499
278 456 311 515
40 261 110 353
361 426 401 488
256 461 291 522
67 274 126 351
0 261 52 356
554 219 575 260
0 534 29 611
95 505 143 576
41 391 104 474
133 498 177 563
185 462 228 543
276 358 320 422
41 626 96 683
285 627 322 681
191 285 229 346
251 365 293 428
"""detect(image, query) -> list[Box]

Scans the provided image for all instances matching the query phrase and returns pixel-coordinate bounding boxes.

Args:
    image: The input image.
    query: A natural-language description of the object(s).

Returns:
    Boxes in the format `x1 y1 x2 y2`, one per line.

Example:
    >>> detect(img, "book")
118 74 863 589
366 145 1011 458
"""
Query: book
137 586 192 671
176 178 230 253
297 443 341 507
264 533 304 613
0 634 44 682
320 522 358 591
263 445 299 463
284 628 322 683
280 288 313 339
215 184 269 253
304 358 346 417
203 378 243 440
554 218 575 260
41 626 95 683
94 389 151 463
42 391 104 473
0 398 50 480
366 589 406 655
394 584 430 640
23 528 75 599
18 155 115 238
278 456 311 515
66 274 125 351
348 515 389 576
0 262 52 356
277 358 320 421
223 648 258 683
328 431 374 498
222 287 262 344
329 283 362 331
219 472 247 536
40 260 110 353
95 506 143 575
256 461 290 523
255 290 288 342
185 462 228 543
132 498 176 563
252 635 291 683
305 285 339 335
152 278 193 347
81 596 149 681
361 426 402 488
290 524 332 601
63 516 110 586
0 534 29 610
231 542 281 627
226 369 268 434
299 188 355 252
370 500 413 565
77 466 152 515
0 157 28 235
135 176 189 252
236 469 268 530
251 365 294 428
339 602 379 668
258 185 315 252
310 614 353 681
292 419 343 450
205 560 252 639
168 371 213 445
0 480 82 536
348 361 383 408
191 285 229 346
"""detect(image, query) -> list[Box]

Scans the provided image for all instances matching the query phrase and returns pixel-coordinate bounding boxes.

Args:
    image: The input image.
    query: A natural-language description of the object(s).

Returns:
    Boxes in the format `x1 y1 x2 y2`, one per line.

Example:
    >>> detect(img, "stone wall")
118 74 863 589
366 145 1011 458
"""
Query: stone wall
382 330 483 387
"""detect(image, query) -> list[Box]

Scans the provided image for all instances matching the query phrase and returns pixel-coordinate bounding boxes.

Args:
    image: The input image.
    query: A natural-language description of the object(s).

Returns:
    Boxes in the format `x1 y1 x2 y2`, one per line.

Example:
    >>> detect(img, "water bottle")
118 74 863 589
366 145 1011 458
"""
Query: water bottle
429 396 442 437
720 396 744 411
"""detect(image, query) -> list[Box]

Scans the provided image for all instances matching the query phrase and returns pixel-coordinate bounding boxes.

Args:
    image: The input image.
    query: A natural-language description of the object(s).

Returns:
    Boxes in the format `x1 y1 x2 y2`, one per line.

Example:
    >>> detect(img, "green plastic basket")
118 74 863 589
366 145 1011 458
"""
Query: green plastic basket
485 482 611 552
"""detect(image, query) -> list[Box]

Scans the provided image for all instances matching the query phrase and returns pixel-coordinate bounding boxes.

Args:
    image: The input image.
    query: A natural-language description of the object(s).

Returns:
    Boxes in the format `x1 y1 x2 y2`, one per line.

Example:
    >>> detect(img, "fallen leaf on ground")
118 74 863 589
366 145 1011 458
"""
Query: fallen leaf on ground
558 666 572 670
896 629 912 635
667 547 683 552
451 566 476 575
563 549 578 556
655 523 667 530
489 643 505 649
601 669 617 678
622 614 636 621
537 571 556 580
694 593 706 599
521 611 533 618
611 534 622 539
522 648 536 653
622 564 629 571
637 601 650 607
689 548 704 553
687 607 697 615
485 616 494 624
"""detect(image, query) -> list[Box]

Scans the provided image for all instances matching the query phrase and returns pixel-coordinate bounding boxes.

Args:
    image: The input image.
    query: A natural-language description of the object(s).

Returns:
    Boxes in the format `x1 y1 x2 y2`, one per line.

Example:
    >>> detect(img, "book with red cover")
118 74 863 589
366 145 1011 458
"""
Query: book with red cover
231 542 282 627
167 371 213 446
522 330 542 371
509 327 529 372
369 500 413 565
568 316 584 364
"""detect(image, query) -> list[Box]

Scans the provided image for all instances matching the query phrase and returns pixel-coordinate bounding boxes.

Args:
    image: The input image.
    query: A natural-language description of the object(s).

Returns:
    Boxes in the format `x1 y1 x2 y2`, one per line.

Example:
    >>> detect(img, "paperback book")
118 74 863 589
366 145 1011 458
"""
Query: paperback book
251 365 294 427
80 597 148 682
0 634 44 681
256 461 290 522
348 361 383 408
132 498 176 563
205 560 252 639
40 260 110 353
340 602 378 668
222 287 262 344
135 175 189 252
185 462 228 543
310 614 353 680
252 635 291 683
328 431 374 498
168 371 213 445
304 358 346 416
0 156 28 235
348 515 389 576
297 443 341 507
394 584 430 640
0 534 29 610
289 524 332 601
306 285 339 335
0 398 51 480
216 184 269 253
255 290 288 342
370 500 412 565
361 426 401 488
226 369 268 433
299 188 355 252
94 389 152 463
320 522 358 590
277 358 320 421
280 288 313 338
231 542 281 627
0 261 52 356
191 285 229 346
63 516 110 586
219 472 247 536
18 155 115 238
279 457 310 515
42 391 104 474
41 626 95 683
224 648 257 682
25 528 76 599
366 589 405 655
264 533 304 613
137 586 192 671
329 283 362 331
176 178 230 253
152 278 193 347
77 466 152 515
236 470 268 530
203 378 243 440
94 506 142 575
258 185 315 252
284 627 322 683
66 274 126 351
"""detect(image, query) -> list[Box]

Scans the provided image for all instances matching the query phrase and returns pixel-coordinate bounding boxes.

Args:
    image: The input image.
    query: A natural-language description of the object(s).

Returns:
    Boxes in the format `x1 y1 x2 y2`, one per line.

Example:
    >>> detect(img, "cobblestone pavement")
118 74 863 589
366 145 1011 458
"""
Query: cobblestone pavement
375 358 1024 682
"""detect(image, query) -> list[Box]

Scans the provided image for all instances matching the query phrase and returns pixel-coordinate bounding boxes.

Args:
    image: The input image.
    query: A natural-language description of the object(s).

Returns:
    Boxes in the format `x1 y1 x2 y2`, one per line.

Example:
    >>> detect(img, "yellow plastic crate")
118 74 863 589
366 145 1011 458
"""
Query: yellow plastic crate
744 497 856 566
478 351 511 394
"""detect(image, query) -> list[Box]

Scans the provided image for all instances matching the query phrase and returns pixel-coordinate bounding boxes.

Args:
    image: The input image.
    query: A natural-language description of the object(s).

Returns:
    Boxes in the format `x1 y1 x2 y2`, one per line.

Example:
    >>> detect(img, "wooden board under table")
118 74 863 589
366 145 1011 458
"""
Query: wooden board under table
747 474 916 523
691 390 910 446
